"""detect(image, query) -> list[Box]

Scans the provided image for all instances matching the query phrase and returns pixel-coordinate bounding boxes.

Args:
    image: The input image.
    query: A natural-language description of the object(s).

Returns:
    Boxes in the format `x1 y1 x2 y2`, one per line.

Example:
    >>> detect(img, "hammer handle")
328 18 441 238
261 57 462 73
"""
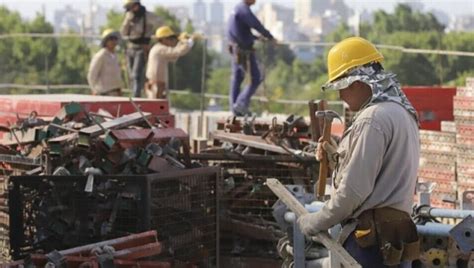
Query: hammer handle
317 118 332 200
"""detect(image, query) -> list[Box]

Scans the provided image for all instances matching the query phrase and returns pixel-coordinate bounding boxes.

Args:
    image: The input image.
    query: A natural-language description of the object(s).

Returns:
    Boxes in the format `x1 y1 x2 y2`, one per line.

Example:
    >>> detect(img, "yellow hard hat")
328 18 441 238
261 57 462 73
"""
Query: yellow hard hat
101 28 120 40
123 0 140 8
326 37 384 83
155 26 176 39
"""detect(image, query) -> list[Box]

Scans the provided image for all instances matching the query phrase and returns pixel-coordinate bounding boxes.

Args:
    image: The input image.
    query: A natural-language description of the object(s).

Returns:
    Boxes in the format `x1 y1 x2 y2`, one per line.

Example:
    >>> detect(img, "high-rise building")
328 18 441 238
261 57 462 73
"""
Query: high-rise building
294 0 349 23
294 0 313 23
258 3 297 41
193 0 207 24
54 5 84 33
210 0 224 24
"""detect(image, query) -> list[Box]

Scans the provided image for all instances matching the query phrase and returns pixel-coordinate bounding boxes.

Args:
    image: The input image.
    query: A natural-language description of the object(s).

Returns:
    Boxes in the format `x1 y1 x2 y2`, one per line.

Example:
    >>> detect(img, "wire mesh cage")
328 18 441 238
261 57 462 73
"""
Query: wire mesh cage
8 167 220 267
201 156 317 259
147 167 220 267
8 175 149 260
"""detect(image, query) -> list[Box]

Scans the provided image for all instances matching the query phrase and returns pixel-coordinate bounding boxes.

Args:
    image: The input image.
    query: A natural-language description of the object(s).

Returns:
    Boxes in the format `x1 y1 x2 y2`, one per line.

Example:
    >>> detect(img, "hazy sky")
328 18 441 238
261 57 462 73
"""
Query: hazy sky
0 0 472 22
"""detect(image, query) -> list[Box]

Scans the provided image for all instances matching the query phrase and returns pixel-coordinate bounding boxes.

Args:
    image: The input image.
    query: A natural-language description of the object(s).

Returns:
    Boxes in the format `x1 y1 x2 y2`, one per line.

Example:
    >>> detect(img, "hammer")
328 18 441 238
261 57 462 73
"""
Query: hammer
315 110 342 200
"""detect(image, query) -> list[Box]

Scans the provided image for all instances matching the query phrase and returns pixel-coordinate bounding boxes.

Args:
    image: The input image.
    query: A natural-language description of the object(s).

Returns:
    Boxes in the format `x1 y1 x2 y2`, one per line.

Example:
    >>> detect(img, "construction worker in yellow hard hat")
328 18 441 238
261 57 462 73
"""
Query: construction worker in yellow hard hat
145 26 197 99
297 37 421 267
121 0 162 97
87 29 123 96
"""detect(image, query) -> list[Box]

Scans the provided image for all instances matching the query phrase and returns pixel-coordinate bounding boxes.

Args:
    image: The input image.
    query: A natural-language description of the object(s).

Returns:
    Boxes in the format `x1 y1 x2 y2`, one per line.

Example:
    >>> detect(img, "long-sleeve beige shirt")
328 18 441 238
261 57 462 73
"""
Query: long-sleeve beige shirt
121 10 161 45
87 48 123 95
309 102 420 232
146 40 193 88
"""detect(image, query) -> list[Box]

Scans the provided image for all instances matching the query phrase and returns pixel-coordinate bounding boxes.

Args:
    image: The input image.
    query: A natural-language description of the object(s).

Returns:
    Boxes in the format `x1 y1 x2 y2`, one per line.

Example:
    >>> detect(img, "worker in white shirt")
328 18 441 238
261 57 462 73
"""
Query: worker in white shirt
145 26 195 99
87 29 123 96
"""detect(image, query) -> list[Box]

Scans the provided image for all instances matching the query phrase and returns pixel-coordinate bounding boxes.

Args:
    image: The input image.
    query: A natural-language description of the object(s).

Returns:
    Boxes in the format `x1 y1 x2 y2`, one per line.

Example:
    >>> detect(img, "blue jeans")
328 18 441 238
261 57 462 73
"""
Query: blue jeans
229 51 262 111
343 233 412 268
127 48 146 98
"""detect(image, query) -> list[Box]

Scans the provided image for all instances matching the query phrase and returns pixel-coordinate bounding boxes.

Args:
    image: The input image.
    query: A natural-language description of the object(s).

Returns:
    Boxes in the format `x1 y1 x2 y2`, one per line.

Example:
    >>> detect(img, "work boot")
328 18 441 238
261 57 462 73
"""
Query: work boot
232 104 251 117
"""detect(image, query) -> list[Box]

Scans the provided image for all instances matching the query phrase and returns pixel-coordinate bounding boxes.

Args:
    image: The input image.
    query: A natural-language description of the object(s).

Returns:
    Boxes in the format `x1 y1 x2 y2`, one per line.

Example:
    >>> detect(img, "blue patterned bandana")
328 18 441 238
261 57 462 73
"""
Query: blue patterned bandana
322 65 419 124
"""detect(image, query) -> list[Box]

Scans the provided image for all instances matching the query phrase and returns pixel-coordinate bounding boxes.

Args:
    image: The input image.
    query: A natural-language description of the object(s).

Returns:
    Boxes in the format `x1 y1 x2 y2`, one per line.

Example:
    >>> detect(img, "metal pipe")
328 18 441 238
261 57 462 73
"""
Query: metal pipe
424 208 474 219
293 220 305 268
416 223 453 237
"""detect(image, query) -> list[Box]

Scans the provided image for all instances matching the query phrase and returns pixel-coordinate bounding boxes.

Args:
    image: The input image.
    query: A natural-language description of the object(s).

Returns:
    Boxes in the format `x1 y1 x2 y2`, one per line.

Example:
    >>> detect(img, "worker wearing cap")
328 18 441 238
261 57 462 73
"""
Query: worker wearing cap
145 26 195 99
227 0 276 116
297 37 421 267
87 29 123 96
121 0 162 97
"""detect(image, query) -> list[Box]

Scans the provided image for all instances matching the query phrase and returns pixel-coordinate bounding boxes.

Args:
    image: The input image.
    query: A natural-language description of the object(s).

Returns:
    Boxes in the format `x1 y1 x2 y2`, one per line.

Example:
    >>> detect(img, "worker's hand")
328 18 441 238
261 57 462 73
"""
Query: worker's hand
179 32 190 41
191 33 205 41
316 137 338 170
297 213 321 237
269 38 279 46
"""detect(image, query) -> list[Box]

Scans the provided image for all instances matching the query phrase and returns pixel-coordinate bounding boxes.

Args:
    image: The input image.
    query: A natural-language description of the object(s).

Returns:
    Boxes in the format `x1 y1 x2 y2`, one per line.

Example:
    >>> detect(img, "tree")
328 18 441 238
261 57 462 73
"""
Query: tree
370 4 444 39
49 36 91 84
0 8 57 85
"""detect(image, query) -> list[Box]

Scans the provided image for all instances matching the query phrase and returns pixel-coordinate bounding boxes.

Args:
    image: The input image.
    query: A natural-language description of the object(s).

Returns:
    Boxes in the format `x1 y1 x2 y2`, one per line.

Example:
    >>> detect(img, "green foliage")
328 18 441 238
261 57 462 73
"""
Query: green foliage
49 37 91 84
169 90 201 111
370 4 444 39
154 6 181 32
102 10 123 32
0 6 91 88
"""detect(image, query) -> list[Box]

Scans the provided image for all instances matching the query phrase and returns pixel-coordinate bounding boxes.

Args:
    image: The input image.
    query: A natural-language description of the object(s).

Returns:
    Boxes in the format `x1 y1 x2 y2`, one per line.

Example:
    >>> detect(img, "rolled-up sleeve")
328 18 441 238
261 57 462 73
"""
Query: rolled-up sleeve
158 41 193 61
306 119 387 231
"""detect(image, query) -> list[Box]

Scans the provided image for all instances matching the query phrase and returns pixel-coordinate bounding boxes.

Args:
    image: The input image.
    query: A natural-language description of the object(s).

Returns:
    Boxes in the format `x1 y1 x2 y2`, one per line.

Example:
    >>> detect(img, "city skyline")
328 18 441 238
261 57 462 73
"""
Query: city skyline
1 0 473 23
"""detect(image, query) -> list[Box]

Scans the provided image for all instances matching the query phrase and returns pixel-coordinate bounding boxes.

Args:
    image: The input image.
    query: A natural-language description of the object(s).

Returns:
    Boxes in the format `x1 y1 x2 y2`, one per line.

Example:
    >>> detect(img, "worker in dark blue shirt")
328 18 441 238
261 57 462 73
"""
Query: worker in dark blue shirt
227 0 275 116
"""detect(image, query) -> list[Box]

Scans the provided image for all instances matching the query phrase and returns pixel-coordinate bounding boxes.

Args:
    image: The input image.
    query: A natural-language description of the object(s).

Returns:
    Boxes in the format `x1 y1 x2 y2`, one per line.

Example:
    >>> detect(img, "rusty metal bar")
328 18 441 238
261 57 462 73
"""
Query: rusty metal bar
59 230 157 256
190 152 315 163
113 242 162 260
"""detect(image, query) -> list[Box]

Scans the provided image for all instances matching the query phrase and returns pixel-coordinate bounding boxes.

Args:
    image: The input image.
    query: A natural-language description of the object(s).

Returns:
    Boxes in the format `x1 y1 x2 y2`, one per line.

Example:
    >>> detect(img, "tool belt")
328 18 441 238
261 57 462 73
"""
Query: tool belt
354 207 420 266
230 43 254 71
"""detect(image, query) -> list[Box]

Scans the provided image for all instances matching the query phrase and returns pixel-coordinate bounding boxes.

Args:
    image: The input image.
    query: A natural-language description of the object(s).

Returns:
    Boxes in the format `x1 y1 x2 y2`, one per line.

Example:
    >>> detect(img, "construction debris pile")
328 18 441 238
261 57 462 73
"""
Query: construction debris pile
417 78 474 210
0 95 218 266
193 115 319 263
6 231 171 268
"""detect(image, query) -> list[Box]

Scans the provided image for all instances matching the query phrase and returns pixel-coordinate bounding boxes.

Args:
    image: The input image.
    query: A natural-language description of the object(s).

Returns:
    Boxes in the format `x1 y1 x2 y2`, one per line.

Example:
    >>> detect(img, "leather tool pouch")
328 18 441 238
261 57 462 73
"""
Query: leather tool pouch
353 210 378 248
236 47 253 71
354 208 420 266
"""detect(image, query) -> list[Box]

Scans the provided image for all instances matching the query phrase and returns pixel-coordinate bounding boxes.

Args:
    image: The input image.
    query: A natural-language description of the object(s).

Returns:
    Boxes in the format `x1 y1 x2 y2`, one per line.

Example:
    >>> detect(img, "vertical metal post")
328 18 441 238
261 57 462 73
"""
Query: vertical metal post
293 219 305 268
215 167 221 267
199 39 207 138
45 51 50 94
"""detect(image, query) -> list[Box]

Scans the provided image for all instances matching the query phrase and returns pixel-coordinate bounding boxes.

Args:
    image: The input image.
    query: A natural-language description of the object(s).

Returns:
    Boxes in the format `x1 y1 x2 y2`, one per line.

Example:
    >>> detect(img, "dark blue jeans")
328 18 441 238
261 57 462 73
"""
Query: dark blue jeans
127 48 146 98
343 233 412 268
229 51 262 111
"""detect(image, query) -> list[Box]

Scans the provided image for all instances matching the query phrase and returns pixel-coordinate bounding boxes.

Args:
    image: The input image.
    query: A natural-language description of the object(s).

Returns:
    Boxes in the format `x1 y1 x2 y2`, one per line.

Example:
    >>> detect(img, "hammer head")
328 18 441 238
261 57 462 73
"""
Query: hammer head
315 110 342 122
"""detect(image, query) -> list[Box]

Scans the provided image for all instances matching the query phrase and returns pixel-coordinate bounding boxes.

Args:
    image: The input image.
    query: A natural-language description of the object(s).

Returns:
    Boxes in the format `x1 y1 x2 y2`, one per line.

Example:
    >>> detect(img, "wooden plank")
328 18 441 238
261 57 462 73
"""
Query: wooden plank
266 178 361 268
79 112 152 137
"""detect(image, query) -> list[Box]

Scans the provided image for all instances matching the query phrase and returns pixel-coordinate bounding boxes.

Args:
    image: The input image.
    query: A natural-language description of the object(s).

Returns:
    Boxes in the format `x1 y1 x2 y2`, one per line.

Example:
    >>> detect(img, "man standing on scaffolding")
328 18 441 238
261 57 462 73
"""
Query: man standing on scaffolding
227 0 276 116
121 0 162 97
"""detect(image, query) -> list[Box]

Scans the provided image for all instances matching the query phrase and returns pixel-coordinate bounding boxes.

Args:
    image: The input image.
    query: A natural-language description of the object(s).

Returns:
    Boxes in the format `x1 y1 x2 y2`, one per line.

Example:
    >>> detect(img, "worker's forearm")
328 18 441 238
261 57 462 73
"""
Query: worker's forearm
307 184 364 232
